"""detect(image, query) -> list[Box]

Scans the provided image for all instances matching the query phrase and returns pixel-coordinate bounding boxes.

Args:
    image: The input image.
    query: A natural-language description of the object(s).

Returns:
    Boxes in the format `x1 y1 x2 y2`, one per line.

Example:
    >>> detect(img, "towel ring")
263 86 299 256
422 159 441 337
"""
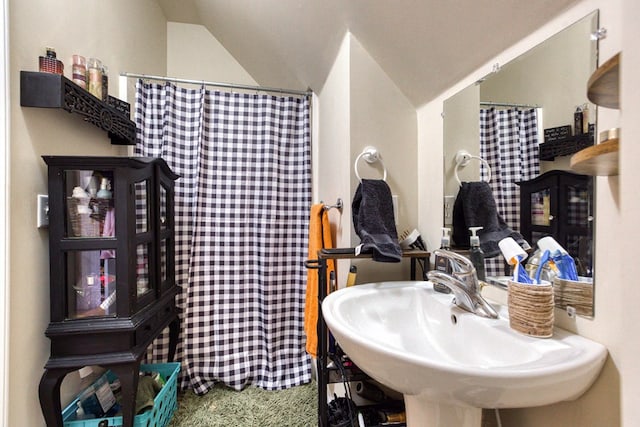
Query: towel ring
354 146 387 183
454 149 491 186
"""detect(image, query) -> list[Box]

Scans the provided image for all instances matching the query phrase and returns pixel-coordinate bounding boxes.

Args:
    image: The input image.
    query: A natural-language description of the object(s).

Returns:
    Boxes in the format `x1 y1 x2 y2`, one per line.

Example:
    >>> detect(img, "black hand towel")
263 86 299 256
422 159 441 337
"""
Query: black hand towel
352 179 402 262
452 181 528 258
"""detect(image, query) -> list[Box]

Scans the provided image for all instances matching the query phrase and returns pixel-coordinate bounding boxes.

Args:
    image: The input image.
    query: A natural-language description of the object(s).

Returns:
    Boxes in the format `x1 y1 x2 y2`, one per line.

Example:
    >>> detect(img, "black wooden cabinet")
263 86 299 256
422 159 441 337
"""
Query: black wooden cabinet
39 156 179 427
518 170 593 276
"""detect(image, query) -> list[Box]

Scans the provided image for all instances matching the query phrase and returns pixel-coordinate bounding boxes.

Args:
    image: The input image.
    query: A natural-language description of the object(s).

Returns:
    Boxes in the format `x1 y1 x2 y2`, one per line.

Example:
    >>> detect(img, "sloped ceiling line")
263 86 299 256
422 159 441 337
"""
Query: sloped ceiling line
157 0 579 107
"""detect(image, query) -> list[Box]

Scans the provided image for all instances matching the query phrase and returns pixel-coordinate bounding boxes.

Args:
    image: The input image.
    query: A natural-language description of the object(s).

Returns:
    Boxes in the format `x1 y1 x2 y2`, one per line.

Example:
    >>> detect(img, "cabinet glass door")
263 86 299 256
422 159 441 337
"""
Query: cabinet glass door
135 177 154 300
65 250 117 319
566 184 590 227
64 169 115 239
530 188 551 226
62 169 117 319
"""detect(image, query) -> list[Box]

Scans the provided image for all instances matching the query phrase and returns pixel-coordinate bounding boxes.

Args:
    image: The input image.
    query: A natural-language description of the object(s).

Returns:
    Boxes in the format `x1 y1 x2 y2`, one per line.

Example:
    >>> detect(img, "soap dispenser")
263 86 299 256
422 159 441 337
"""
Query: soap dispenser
469 227 485 281
97 178 112 199
433 228 452 293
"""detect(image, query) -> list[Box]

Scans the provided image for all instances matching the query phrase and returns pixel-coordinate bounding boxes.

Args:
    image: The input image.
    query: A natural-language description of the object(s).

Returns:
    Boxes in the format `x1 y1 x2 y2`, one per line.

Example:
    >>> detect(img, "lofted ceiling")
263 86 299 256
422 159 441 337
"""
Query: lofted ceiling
157 0 580 107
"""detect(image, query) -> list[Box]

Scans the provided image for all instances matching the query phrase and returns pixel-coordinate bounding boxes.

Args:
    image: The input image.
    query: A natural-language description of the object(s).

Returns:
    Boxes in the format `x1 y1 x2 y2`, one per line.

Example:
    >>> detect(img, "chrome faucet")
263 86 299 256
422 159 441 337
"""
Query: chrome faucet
427 249 499 319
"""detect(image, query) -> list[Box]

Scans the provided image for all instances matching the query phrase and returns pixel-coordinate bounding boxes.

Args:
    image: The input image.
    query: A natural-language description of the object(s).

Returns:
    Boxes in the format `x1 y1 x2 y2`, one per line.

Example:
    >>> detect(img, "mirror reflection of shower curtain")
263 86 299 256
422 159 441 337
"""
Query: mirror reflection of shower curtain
134 81 312 393
479 108 540 277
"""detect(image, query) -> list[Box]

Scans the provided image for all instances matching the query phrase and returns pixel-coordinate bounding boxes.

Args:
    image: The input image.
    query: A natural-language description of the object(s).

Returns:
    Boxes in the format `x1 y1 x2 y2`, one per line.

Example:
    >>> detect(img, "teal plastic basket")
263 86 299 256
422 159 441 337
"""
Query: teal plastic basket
62 362 180 427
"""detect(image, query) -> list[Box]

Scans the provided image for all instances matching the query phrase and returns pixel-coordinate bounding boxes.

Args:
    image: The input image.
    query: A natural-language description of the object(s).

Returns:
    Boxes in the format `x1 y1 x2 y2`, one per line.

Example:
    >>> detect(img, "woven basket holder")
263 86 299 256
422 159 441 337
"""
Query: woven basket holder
67 197 110 237
507 280 554 338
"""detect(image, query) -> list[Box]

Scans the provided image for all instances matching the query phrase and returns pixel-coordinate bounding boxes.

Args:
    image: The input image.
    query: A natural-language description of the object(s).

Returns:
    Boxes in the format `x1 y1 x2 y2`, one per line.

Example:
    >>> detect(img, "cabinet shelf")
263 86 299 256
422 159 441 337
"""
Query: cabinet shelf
20 71 136 145
572 52 621 176
570 138 619 176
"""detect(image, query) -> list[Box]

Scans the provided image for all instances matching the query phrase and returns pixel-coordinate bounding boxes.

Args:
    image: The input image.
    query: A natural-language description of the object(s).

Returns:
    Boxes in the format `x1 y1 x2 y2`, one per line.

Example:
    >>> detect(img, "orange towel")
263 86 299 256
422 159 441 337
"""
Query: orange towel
304 204 335 357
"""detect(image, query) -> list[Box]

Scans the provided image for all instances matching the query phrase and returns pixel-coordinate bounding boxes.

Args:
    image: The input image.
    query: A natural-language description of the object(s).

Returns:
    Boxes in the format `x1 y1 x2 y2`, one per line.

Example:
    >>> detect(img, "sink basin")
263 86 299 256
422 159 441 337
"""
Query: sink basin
322 281 607 427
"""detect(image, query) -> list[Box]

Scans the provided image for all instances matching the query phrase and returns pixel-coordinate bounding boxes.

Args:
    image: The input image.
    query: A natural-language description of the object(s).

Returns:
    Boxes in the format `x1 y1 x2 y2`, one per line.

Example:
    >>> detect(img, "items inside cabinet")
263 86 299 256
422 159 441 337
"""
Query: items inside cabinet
306 248 429 427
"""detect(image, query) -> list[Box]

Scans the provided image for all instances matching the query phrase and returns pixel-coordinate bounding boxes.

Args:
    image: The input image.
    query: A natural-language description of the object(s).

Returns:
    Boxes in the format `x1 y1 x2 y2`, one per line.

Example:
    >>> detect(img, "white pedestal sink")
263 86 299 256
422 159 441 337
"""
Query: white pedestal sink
322 281 607 427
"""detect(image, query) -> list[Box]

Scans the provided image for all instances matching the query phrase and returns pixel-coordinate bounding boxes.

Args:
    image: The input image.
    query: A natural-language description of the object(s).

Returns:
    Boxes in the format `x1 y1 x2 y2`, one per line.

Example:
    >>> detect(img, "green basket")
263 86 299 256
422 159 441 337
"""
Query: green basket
62 363 180 427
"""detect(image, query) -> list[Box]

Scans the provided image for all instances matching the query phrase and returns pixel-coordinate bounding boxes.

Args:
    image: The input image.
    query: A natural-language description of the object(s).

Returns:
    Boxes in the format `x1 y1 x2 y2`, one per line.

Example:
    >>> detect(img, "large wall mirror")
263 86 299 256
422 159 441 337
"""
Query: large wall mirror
442 10 599 317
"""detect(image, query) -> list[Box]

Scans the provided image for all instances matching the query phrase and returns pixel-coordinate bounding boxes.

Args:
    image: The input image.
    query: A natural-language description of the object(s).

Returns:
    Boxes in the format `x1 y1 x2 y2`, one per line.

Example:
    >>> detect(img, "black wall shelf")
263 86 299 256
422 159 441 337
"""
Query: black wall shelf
20 71 136 145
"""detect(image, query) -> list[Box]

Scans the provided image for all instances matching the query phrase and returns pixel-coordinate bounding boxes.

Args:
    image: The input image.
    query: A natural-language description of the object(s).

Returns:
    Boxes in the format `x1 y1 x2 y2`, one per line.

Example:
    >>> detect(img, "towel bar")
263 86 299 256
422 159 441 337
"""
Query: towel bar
322 198 343 212
454 149 491 185
354 146 387 182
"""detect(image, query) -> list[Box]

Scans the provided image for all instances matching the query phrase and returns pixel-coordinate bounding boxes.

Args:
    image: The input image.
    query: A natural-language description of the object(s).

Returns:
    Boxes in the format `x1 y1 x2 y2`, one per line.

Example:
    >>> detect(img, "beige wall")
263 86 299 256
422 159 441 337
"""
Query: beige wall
316 34 352 283
419 0 626 425
620 1 640 425
167 22 257 85
443 84 480 199
349 34 418 284
8 0 167 425
316 32 419 286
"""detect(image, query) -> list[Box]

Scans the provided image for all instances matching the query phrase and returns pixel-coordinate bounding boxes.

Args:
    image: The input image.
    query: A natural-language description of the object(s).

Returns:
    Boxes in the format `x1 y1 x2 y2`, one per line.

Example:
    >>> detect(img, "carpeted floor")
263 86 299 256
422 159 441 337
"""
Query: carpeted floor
167 381 318 427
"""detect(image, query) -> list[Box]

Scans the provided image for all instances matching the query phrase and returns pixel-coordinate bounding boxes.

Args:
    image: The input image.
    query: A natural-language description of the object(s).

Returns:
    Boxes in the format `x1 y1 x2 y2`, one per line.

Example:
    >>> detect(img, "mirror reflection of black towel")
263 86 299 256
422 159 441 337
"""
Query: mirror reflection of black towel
352 179 402 262
452 181 527 258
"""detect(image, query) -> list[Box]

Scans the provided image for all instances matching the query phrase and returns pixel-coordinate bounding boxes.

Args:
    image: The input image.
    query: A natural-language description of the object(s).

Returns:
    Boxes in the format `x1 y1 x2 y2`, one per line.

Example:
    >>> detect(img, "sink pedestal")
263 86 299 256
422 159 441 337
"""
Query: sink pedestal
404 395 482 427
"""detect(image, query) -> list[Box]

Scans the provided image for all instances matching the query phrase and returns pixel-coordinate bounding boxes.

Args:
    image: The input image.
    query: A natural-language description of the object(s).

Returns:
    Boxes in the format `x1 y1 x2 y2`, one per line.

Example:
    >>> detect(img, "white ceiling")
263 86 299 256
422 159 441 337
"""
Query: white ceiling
157 0 580 107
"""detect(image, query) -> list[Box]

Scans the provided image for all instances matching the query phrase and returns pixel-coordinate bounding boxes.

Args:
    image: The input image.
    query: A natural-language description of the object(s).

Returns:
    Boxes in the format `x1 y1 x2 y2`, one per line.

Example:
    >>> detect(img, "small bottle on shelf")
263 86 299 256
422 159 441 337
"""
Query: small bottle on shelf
574 106 583 135
71 55 87 89
39 47 64 75
87 57 103 99
71 55 87 88
101 64 109 101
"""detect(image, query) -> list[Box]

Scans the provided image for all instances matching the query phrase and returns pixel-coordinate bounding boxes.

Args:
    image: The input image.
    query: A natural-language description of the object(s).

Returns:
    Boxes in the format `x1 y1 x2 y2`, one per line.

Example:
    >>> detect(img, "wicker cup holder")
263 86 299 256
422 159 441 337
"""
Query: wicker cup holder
507 280 555 338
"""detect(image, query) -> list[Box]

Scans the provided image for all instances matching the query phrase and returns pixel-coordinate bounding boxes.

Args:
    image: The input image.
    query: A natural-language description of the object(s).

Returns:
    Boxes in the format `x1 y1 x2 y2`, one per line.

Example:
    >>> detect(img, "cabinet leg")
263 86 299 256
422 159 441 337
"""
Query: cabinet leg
168 316 179 362
109 361 141 427
39 367 76 427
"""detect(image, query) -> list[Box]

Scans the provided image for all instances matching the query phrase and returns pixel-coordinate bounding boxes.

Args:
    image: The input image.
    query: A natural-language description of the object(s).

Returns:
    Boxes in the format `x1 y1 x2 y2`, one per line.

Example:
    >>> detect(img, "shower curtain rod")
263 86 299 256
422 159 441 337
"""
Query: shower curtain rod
120 72 312 97
480 101 541 108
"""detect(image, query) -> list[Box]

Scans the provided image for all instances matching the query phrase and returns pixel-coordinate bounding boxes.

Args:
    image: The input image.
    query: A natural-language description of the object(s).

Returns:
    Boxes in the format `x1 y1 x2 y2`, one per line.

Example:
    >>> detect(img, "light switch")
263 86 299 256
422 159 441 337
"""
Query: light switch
444 195 455 225
392 194 399 225
37 194 49 228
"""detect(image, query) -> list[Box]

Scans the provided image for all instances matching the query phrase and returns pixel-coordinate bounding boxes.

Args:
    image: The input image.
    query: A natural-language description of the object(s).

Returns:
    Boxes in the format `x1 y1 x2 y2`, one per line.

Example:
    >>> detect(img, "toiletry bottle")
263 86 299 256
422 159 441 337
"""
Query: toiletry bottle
71 55 87 89
574 106 583 135
469 227 485 281
87 57 103 99
582 103 590 134
39 47 64 75
101 64 109 102
346 265 357 287
433 228 452 293
97 178 112 199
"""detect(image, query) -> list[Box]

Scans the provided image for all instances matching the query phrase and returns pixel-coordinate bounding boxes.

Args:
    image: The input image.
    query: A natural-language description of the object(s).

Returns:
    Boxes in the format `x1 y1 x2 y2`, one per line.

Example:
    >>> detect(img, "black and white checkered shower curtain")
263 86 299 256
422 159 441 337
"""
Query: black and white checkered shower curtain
134 81 312 392
479 108 539 277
